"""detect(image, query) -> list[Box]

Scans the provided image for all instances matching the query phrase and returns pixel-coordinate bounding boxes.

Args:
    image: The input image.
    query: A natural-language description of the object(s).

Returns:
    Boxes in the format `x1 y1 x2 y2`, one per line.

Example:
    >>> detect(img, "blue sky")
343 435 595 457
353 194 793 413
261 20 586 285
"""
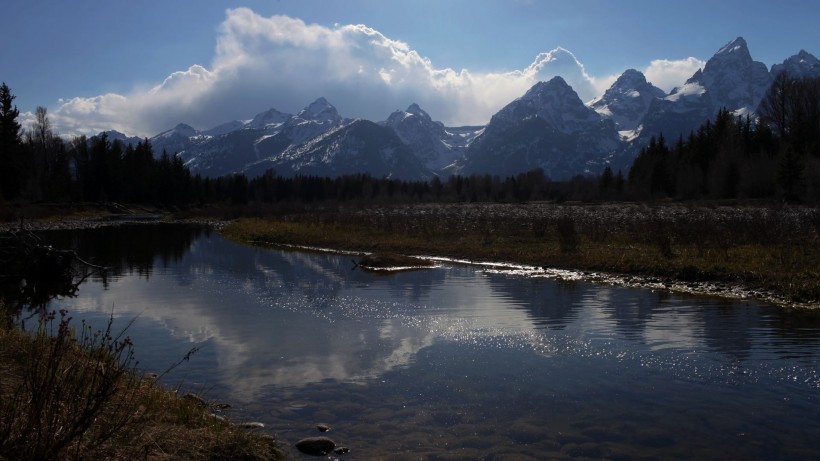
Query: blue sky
3 0 819 136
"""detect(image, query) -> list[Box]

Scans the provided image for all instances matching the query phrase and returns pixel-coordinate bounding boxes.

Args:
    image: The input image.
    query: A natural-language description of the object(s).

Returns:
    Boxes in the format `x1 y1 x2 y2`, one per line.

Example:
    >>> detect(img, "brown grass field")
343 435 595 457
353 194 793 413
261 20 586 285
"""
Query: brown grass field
221 202 820 307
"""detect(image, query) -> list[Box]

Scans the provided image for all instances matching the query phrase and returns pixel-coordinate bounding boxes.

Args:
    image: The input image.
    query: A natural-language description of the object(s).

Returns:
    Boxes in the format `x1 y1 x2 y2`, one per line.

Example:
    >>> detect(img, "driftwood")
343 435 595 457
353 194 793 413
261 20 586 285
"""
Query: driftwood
0 226 106 310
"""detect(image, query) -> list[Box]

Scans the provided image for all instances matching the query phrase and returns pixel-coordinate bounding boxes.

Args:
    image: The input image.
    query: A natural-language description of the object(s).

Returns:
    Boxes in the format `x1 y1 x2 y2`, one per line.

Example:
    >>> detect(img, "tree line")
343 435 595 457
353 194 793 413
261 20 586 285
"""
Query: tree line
1 74 818 208
628 73 820 203
1 84 193 205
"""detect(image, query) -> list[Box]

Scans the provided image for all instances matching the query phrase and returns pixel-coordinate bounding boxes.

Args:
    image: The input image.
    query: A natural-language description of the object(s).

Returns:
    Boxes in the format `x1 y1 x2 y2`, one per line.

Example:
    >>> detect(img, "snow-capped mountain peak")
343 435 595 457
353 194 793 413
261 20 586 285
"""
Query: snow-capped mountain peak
497 76 599 134
461 78 621 179
298 97 341 124
157 123 198 139
771 49 820 78
678 36 771 116
716 36 750 56
591 69 666 132
406 103 431 119
382 103 479 172
134 37 816 183
247 107 291 130
386 103 434 125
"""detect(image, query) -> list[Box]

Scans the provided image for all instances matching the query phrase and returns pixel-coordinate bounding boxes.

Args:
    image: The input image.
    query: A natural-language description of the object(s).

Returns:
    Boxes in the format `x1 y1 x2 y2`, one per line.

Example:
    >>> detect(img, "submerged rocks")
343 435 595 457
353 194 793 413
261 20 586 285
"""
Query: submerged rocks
295 436 336 456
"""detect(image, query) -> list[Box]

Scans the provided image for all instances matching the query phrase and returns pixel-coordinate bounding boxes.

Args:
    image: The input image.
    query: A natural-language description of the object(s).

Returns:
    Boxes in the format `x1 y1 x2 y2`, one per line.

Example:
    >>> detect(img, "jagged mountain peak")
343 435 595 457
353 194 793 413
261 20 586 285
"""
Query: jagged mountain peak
716 36 750 56
203 120 246 137
600 69 665 99
494 77 599 134
135 36 817 182
298 97 340 122
694 37 756 78
406 103 429 117
98 130 144 147
516 77 591 117
615 69 650 87
523 76 572 98
385 103 435 127
591 69 665 133
156 123 198 139
678 36 771 116
382 102 476 172
772 49 820 78
248 107 290 130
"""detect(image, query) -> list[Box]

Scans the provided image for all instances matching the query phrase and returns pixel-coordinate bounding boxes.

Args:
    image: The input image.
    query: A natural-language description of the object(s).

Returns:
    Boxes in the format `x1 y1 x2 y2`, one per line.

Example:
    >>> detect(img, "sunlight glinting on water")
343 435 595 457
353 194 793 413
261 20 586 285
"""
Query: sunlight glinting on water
39 226 820 460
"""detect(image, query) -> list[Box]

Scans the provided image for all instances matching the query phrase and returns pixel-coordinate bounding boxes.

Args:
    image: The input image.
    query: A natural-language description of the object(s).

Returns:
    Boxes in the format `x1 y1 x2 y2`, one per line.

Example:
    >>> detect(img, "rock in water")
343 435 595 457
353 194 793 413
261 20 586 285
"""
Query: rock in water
295 436 335 456
316 423 331 432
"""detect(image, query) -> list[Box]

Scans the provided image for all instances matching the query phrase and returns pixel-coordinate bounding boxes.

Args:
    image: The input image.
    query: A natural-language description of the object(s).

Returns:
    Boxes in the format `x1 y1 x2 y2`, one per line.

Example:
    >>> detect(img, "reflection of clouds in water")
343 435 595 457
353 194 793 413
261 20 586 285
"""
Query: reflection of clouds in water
62 246 452 400
66 276 220 344
644 307 705 351
212 318 437 401
53 228 820 407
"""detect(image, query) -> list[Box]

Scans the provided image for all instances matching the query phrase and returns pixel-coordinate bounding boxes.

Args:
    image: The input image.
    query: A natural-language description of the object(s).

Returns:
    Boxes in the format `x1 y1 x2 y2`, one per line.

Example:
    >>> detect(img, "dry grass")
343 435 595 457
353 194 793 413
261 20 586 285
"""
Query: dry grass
0 307 283 461
222 203 820 305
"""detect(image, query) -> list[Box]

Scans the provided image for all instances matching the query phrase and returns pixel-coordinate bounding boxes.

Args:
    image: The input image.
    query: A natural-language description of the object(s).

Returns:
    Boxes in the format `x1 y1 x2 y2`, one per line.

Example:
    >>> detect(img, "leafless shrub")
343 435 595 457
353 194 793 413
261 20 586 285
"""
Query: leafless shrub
0 310 145 460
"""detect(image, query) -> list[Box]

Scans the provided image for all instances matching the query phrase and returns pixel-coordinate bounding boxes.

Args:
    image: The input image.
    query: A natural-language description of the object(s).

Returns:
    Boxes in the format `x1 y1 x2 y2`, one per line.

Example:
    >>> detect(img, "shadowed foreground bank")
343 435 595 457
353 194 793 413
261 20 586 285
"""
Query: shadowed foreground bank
0 307 283 460
221 202 820 307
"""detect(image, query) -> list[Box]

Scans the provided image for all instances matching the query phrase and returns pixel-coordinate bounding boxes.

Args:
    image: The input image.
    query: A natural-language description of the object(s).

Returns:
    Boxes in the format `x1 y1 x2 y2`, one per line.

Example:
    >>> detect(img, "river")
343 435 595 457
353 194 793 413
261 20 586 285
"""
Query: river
39 223 820 460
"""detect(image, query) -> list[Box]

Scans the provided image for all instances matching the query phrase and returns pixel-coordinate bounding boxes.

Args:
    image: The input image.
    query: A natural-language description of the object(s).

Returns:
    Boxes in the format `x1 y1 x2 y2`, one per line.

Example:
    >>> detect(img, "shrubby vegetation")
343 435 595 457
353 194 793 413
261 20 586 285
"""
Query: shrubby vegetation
224 203 820 304
0 306 283 460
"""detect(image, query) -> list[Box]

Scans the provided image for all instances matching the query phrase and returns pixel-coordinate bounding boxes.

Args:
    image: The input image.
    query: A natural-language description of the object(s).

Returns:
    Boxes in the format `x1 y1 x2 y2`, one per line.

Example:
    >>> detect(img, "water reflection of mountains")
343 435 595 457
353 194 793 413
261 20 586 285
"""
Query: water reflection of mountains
481 268 820 358
46 224 820 360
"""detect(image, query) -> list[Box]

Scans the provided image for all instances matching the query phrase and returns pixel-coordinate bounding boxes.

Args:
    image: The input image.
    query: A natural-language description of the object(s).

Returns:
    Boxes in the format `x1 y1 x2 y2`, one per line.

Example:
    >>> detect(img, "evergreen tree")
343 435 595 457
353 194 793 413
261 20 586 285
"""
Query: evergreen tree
0 83 24 199
599 165 614 191
777 145 805 203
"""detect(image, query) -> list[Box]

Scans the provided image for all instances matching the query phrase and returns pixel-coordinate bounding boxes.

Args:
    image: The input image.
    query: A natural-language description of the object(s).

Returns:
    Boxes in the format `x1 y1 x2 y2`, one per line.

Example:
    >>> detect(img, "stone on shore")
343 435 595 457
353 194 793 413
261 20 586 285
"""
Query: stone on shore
295 436 335 456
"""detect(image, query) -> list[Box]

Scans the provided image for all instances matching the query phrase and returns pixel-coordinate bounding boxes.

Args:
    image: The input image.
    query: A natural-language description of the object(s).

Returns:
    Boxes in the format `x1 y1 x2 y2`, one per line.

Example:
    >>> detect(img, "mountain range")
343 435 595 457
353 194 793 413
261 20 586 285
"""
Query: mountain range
105 37 820 181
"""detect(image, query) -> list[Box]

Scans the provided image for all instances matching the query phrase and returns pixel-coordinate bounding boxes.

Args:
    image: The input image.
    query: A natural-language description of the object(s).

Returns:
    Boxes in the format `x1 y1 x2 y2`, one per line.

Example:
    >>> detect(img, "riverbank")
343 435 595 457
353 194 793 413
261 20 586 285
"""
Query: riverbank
0 303 283 460
219 202 820 308
3 200 819 307
0 209 282 460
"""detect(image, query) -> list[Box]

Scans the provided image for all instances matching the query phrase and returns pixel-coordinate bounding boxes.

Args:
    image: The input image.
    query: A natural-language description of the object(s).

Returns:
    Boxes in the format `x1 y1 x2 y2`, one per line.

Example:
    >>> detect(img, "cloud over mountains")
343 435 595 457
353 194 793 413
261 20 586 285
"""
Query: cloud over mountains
44 8 704 137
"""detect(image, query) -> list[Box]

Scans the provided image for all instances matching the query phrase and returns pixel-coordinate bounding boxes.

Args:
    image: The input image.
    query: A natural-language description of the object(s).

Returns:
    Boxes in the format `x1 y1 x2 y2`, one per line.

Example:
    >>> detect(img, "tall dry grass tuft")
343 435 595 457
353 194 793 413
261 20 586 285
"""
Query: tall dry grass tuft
0 308 283 460
556 215 579 254
0 309 146 460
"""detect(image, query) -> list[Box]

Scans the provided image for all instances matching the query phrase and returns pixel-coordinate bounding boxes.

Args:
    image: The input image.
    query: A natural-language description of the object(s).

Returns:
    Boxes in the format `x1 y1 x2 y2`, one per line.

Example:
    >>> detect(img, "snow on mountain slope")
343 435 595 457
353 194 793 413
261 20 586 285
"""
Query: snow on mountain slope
635 37 772 161
492 76 602 135
460 77 622 179
245 119 432 180
384 103 482 174
683 37 772 116
590 69 666 134
129 38 817 181
771 50 820 78
247 107 291 131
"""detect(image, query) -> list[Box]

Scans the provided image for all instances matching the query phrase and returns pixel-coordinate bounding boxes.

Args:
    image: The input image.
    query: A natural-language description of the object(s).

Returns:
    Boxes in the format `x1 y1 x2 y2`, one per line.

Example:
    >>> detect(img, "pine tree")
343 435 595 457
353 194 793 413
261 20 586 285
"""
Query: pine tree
0 82 24 199
778 145 805 203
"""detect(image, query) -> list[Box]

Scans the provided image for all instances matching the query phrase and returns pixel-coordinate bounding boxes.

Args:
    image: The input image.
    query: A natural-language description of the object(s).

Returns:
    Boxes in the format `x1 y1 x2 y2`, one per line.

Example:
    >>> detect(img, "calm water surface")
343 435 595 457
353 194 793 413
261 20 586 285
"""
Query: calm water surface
41 224 820 460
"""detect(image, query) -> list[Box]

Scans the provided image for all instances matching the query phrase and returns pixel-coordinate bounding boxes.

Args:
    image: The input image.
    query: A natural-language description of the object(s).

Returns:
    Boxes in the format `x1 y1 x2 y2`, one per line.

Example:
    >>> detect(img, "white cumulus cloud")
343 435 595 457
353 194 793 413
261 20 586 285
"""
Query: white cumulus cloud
45 8 701 138
643 57 706 92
